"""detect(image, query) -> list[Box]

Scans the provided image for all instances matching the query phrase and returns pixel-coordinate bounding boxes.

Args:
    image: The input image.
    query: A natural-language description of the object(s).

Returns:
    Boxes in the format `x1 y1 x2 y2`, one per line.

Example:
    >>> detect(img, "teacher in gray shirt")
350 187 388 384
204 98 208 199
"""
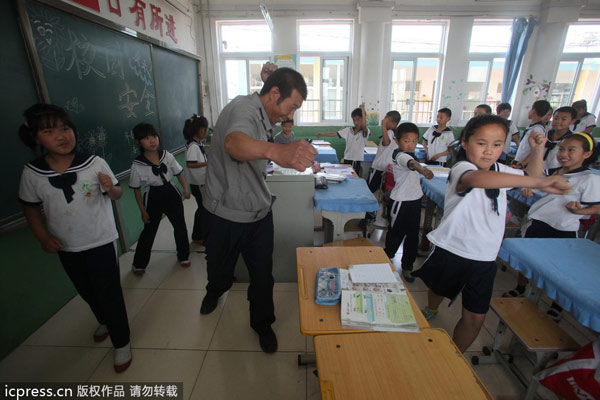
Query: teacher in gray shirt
200 65 316 353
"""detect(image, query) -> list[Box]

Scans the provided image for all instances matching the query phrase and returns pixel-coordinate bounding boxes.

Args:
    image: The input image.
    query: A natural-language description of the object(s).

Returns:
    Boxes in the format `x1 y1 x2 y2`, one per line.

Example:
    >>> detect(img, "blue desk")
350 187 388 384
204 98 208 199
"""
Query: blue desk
315 147 339 164
420 176 447 209
498 238 600 332
314 177 379 242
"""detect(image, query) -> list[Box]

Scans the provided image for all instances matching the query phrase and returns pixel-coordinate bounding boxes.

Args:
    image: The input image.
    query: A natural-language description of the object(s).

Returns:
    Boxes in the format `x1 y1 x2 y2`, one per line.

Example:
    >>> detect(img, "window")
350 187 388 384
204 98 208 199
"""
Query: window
390 21 446 124
463 20 512 120
297 20 352 123
550 23 600 111
217 21 272 107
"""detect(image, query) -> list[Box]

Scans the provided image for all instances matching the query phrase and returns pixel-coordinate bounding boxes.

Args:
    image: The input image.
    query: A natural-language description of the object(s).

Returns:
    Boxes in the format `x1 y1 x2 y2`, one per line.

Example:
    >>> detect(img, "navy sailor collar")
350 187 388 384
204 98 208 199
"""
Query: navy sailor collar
133 149 167 167
433 125 452 132
25 152 96 177
548 166 589 176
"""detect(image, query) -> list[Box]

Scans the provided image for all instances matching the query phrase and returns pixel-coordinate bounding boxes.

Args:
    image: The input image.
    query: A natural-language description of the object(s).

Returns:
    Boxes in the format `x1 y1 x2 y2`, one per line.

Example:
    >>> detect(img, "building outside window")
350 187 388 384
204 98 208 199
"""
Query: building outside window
462 20 512 120
550 22 600 112
297 20 352 123
217 21 271 108
390 21 446 124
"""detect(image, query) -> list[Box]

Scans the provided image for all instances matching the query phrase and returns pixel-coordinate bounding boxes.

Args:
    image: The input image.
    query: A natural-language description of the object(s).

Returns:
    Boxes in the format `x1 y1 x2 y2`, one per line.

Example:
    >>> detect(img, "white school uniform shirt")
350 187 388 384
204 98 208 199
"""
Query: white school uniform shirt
514 121 547 163
337 126 370 162
427 161 524 262
389 150 424 202
423 125 454 163
503 120 519 154
185 140 207 185
371 129 397 171
18 153 119 252
129 150 183 206
570 113 596 133
543 130 572 170
528 167 600 232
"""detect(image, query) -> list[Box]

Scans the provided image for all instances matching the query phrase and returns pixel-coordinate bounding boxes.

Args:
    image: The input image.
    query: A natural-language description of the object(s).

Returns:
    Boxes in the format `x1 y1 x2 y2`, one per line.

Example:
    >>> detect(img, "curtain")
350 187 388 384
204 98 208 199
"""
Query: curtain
502 17 537 103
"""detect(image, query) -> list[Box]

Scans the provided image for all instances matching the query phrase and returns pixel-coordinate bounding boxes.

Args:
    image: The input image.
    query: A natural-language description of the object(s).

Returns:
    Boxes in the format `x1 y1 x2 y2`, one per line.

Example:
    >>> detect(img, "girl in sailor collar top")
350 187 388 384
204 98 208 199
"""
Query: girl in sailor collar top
18 104 132 373
129 123 191 274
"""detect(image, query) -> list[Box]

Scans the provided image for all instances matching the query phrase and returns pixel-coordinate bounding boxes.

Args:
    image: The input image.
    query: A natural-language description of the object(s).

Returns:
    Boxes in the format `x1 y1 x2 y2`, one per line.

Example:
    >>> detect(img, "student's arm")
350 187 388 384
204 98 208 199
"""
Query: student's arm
566 202 600 215
359 104 368 137
583 126 595 134
421 139 428 154
23 205 62 253
524 132 546 178
457 170 570 195
225 131 317 172
408 160 434 180
134 188 150 224
380 117 391 147
186 161 206 168
176 173 191 199
511 132 520 146
316 132 338 138
430 149 452 161
98 172 123 200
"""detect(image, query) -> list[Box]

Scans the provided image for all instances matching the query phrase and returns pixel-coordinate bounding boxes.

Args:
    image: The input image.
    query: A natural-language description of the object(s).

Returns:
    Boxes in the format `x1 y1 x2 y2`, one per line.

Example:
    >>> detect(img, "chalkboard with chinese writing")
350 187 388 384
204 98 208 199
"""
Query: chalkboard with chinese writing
25 0 159 175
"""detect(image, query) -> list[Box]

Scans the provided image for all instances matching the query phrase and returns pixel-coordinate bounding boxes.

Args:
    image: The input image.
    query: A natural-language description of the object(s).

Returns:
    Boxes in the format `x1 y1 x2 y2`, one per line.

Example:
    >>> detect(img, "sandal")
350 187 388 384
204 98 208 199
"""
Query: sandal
421 307 438 321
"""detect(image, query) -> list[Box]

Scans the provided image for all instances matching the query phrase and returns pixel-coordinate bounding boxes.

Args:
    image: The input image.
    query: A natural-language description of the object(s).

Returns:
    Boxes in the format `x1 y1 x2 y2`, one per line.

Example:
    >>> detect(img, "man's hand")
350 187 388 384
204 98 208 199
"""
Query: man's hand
261 62 278 82
271 141 317 172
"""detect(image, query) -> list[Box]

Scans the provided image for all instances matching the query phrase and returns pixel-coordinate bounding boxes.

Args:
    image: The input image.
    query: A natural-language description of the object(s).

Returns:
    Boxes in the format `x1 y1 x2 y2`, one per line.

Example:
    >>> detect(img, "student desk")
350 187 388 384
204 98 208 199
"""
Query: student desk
296 246 429 336
420 176 447 250
314 146 340 164
314 177 379 243
314 330 492 400
498 238 600 332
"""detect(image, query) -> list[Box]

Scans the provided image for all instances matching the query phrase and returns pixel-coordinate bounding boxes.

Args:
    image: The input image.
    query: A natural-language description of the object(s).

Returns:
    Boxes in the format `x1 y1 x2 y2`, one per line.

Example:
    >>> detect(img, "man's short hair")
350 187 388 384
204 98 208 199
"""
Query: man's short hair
260 67 307 102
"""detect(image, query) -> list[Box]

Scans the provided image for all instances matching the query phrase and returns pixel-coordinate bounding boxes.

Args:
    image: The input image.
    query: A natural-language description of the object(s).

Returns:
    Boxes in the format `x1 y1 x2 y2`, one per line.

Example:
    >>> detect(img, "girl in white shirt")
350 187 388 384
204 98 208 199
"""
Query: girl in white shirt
412 114 571 352
183 114 209 245
18 104 131 372
570 100 597 135
130 123 191 274
504 132 600 320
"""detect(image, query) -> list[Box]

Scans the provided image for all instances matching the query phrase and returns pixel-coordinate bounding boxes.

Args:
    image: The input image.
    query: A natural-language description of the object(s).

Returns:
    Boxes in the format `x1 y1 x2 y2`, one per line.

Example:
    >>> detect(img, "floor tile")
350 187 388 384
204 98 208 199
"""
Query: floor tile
468 354 525 399
88 348 205 400
24 288 153 347
158 252 208 290
119 251 180 290
190 351 306 400
209 291 305 352
130 290 224 350
0 346 108 382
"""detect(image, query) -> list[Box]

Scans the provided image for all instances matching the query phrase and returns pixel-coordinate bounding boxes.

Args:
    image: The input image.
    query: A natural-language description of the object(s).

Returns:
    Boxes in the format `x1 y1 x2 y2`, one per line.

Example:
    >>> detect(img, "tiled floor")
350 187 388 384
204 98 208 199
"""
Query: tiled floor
1 199 597 399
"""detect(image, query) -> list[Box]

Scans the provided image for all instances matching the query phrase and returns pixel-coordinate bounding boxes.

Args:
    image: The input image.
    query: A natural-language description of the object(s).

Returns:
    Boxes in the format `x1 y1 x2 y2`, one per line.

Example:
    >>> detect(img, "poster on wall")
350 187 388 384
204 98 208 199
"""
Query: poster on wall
275 55 297 70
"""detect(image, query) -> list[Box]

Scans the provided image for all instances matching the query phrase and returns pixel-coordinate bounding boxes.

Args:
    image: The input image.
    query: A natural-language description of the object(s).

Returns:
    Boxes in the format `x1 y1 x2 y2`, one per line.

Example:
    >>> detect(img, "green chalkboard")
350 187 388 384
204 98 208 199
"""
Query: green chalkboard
25 0 160 175
0 0 41 224
153 46 200 151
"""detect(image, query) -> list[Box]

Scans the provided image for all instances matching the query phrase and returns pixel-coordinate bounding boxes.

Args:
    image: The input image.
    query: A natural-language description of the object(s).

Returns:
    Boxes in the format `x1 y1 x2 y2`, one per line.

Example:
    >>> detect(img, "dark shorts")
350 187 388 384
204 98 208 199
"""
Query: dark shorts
412 246 497 314
525 219 576 239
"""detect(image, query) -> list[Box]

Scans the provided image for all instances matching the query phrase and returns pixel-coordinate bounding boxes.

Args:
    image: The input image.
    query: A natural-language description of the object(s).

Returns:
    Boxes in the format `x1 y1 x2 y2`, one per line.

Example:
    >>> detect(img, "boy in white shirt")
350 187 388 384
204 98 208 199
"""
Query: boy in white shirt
317 104 370 175
367 110 401 193
513 100 551 169
496 102 520 164
422 108 454 166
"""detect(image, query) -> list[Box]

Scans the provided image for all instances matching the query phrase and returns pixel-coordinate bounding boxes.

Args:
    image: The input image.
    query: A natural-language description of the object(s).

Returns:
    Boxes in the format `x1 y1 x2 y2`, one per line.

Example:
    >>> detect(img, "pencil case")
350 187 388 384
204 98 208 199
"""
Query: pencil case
315 267 341 305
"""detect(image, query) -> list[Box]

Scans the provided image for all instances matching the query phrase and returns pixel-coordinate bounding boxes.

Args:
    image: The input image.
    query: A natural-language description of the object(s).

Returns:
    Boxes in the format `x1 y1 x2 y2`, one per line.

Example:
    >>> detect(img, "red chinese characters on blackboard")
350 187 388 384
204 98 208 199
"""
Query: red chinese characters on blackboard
112 0 179 44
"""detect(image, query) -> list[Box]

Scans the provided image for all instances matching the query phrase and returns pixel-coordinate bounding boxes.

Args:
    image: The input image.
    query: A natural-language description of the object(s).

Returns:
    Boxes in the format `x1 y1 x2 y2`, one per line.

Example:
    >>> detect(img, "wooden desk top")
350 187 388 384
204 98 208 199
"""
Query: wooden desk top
315 329 493 400
296 246 429 336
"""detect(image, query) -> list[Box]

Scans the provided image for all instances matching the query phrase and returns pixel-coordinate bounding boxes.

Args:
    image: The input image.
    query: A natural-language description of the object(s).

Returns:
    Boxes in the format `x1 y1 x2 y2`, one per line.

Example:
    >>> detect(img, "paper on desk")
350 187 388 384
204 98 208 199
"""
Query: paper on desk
420 163 450 178
312 140 331 145
364 147 378 154
340 269 404 292
349 263 398 283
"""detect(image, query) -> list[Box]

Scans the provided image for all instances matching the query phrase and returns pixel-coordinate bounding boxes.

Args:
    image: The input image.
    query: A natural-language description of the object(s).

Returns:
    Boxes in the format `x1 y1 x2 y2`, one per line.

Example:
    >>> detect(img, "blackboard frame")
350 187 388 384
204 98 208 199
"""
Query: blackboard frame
1 0 202 231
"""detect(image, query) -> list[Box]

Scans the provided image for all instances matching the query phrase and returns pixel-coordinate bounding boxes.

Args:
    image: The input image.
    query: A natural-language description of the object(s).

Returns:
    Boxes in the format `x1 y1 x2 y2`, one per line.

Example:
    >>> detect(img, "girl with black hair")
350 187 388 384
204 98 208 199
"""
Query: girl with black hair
412 114 571 352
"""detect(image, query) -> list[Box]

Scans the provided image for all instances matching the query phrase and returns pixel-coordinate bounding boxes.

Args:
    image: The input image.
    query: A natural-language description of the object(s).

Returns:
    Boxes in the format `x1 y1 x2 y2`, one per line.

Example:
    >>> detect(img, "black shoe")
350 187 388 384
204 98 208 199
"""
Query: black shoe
200 293 219 315
402 270 415 283
258 327 278 354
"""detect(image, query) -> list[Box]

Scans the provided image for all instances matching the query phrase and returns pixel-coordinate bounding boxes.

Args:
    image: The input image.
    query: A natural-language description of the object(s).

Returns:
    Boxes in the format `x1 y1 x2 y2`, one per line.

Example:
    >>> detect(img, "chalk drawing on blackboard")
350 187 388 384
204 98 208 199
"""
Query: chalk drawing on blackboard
129 53 153 86
29 5 67 72
64 97 85 114
124 130 140 157
80 125 112 164
65 29 106 80
140 85 155 116
118 82 140 118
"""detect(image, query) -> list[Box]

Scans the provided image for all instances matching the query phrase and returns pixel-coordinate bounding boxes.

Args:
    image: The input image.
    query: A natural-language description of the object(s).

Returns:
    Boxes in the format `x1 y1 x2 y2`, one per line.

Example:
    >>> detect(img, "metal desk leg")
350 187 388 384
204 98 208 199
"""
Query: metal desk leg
321 210 366 243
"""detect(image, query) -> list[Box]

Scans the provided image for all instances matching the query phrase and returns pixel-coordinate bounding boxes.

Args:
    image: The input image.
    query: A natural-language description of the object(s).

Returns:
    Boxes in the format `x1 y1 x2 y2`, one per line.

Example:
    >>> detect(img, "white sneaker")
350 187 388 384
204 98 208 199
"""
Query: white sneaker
114 343 132 373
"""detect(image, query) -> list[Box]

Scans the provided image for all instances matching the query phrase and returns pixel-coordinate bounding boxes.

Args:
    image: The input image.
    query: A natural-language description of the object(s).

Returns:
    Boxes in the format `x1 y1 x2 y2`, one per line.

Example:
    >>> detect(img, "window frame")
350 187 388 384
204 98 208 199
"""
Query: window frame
389 20 447 125
463 19 513 121
550 21 600 113
216 20 272 109
296 19 354 125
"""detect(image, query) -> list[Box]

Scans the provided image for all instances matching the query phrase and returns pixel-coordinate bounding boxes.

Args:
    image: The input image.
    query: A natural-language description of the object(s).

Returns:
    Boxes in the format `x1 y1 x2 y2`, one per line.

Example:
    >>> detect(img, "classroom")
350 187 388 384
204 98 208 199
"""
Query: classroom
1 0 600 398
